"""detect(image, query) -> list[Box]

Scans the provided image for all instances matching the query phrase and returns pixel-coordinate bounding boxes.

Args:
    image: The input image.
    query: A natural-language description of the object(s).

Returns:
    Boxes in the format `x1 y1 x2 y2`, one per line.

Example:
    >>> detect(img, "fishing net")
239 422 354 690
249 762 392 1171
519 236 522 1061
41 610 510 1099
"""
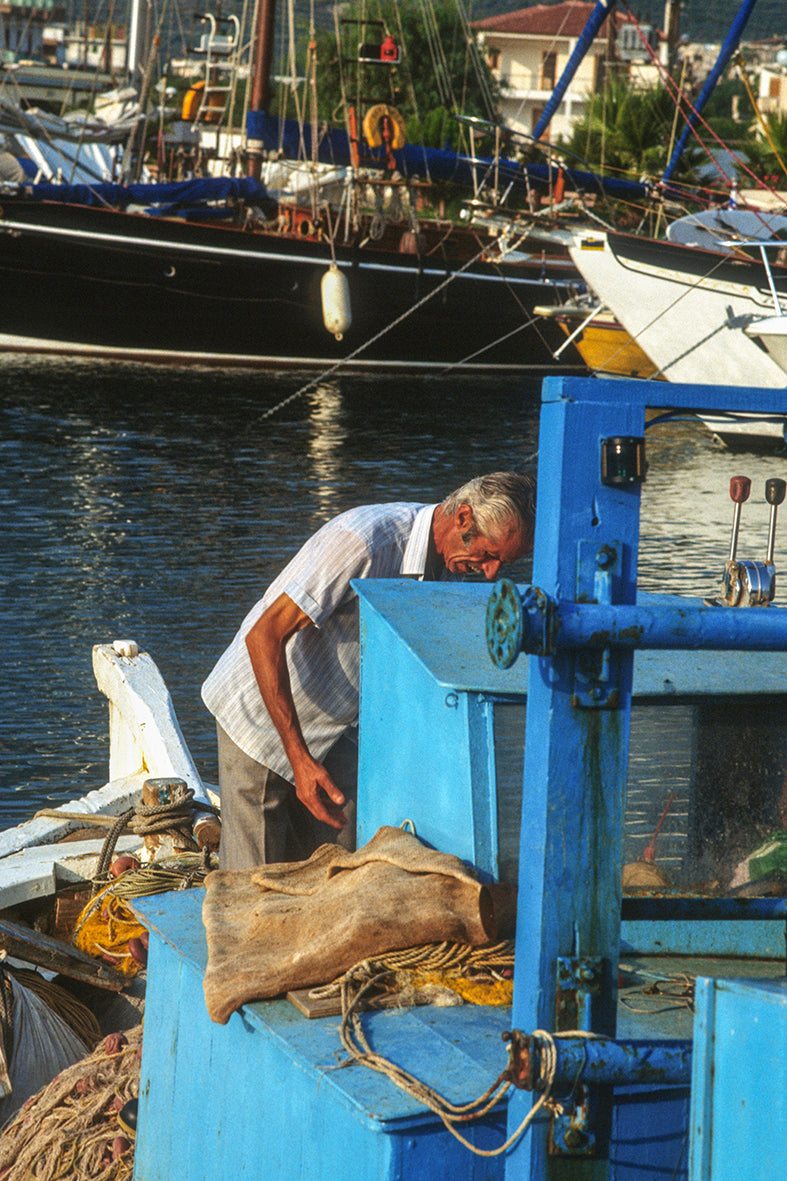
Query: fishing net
73 895 148 979
0 1026 142 1181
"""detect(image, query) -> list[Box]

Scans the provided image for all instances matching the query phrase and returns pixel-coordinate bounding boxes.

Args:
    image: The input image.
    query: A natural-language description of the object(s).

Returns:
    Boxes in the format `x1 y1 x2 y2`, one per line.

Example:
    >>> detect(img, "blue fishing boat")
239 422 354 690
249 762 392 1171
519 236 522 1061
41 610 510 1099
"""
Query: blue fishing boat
124 373 787 1181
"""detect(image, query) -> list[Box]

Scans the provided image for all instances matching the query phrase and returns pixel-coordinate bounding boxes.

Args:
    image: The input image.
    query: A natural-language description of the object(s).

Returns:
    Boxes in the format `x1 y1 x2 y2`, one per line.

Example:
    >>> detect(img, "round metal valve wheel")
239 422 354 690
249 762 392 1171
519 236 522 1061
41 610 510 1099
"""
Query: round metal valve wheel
486 578 524 669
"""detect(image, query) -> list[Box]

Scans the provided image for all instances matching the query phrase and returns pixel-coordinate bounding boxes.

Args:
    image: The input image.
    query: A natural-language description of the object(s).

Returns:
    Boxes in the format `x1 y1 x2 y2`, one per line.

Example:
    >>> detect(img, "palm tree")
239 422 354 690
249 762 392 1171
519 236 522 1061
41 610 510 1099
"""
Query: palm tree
559 75 698 184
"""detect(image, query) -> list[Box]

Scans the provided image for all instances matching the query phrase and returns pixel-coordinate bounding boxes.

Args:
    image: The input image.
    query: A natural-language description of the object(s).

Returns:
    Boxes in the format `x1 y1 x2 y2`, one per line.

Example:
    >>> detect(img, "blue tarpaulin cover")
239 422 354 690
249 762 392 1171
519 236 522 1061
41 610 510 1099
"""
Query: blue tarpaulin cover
23 176 272 211
246 109 652 199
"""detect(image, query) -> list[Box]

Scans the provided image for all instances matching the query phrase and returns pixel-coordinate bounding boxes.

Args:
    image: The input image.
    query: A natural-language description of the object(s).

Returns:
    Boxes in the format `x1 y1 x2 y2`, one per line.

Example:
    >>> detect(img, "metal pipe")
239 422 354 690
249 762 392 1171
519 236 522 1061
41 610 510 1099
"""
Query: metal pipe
508 1033 692 1091
554 599 787 650
487 580 787 666
622 896 787 921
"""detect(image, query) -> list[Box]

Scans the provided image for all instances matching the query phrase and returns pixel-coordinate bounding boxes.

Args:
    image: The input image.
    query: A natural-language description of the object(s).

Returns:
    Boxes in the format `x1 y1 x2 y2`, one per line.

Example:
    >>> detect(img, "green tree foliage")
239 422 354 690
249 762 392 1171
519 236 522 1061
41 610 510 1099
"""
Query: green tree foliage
742 111 787 187
558 73 701 184
310 0 499 150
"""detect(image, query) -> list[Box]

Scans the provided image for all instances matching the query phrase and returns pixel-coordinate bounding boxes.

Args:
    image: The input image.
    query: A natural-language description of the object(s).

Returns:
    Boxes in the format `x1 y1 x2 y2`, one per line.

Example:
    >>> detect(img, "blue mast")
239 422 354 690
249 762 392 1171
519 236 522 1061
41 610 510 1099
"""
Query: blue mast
661 0 758 183
531 0 618 142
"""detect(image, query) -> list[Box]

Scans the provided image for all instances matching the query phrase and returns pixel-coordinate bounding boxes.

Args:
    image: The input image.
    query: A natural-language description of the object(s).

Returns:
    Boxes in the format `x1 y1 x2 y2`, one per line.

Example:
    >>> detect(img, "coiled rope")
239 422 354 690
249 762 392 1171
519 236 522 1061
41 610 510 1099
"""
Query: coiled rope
74 853 216 945
315 941 594 1157
91 786 218 894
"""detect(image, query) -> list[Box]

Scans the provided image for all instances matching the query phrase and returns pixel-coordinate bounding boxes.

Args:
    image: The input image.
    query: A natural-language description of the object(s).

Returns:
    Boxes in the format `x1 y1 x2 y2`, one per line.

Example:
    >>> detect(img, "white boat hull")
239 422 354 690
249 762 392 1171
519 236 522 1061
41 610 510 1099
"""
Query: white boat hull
568 230 786 386
0 640 218 907
746 314 787 376
566 229 787 446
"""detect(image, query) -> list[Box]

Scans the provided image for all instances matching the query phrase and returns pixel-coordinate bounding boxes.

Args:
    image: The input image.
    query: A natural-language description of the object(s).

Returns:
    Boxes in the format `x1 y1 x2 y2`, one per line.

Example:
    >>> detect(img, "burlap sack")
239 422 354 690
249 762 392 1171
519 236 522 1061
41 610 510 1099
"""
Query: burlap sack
202 825 496 1023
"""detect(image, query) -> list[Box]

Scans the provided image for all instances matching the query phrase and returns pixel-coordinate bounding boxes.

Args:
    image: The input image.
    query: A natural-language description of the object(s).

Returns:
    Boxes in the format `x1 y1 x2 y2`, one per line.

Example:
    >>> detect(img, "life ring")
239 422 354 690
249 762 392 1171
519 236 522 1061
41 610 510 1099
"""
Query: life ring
362 104 406 151
181 80 223 124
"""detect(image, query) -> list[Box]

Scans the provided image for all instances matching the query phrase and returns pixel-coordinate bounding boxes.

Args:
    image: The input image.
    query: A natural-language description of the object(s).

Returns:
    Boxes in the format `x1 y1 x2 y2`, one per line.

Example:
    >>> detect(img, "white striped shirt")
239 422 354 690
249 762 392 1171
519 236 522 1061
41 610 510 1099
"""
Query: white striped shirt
201 503 441 780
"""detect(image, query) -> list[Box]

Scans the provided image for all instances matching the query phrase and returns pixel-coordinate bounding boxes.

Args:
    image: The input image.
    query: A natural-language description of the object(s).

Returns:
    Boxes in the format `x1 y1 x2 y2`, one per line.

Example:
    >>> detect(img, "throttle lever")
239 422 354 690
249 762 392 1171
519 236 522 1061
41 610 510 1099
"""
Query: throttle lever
728 475 751 563
719 476 783 606
765 477 786 565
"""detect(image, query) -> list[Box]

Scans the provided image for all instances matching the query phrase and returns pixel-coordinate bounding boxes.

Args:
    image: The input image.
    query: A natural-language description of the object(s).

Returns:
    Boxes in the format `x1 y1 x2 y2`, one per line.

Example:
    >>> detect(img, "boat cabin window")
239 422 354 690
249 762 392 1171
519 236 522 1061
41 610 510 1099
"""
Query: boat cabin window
494 696 787 895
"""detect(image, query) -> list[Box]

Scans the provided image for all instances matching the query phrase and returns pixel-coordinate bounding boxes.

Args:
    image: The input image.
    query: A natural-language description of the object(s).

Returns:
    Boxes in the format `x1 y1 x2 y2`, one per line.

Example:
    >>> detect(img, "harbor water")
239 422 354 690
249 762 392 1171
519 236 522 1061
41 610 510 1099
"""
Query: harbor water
2 355 787 829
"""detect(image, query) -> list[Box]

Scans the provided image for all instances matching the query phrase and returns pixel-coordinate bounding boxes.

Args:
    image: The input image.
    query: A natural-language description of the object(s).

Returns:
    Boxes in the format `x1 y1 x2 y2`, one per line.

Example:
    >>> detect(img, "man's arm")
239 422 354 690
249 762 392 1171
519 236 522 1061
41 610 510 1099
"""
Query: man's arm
244 593 347 829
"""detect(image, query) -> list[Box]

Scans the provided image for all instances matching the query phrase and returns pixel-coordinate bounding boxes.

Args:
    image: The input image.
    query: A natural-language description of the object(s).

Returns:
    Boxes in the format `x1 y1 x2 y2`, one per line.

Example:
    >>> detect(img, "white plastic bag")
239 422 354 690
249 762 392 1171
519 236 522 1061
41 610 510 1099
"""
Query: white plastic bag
0 974 88 1124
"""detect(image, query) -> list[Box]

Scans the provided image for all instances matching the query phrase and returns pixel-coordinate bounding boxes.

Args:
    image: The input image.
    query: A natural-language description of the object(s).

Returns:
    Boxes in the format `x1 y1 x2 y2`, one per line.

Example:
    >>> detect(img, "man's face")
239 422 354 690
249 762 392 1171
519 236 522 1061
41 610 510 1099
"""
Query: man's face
438 505 529 579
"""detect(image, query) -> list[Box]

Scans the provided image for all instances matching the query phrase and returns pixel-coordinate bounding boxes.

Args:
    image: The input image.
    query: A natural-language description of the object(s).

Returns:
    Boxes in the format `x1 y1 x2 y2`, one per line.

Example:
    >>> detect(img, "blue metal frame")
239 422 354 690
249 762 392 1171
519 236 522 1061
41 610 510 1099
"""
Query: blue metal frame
501 376 787 1179
130 374 787 1181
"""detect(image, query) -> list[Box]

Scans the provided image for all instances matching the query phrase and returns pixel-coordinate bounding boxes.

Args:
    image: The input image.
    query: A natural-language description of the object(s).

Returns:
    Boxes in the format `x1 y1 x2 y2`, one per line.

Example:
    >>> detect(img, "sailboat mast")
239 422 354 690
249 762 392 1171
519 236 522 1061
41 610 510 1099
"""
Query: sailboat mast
531 0 617 142
661 0 758 183
251 0 276 110
247 0 276 176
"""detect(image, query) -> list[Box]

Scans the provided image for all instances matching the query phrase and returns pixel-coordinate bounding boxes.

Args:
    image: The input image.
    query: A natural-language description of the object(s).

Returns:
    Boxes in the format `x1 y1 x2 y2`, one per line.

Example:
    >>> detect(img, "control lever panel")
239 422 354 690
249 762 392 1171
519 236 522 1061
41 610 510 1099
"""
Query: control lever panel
718 475 786 607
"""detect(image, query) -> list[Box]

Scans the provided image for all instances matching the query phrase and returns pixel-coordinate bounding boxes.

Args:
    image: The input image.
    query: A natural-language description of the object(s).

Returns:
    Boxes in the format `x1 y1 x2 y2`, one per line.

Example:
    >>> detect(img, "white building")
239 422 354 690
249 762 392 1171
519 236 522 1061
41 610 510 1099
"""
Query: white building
472 1 660 142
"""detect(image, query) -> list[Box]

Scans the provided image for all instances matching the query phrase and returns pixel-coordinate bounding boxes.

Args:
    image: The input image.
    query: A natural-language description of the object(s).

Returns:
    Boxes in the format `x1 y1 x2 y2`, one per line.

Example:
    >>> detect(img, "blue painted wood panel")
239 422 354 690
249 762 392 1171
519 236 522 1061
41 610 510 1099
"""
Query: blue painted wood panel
131 891 510 1181
690 976 787 1181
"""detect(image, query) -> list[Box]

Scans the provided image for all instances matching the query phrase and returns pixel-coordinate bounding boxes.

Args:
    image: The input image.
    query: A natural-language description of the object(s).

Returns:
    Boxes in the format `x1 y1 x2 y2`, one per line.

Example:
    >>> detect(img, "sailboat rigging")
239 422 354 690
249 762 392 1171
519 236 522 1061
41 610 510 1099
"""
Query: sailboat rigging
0 1 585 371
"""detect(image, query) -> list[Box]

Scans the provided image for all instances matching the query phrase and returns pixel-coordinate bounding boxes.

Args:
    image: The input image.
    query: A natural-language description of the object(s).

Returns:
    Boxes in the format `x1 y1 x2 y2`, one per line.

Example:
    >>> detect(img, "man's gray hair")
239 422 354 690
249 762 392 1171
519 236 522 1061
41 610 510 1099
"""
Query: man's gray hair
441 471 536 542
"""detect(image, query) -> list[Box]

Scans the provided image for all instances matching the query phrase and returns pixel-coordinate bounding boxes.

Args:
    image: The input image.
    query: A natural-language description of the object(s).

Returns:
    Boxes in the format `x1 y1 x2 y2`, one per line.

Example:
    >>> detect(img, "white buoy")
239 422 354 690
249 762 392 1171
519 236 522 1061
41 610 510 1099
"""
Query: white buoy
321 264 352 340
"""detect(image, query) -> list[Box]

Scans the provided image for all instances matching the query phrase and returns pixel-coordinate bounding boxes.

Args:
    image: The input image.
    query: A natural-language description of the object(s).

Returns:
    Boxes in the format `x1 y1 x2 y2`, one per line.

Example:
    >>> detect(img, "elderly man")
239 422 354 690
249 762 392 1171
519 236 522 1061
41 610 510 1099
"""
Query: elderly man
202 471 535 869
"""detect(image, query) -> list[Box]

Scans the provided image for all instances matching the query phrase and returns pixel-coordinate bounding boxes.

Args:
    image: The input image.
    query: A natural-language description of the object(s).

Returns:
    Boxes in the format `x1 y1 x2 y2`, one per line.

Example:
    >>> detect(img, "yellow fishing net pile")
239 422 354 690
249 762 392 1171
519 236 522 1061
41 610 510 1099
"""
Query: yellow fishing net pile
73 894 147 978
71 855 213 976
309 939 516 1011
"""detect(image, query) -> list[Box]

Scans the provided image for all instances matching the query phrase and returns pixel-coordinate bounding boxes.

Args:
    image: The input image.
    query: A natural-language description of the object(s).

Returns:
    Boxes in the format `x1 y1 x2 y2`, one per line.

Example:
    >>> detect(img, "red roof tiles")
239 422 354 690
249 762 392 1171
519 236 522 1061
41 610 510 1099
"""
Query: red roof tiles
472 1 633 37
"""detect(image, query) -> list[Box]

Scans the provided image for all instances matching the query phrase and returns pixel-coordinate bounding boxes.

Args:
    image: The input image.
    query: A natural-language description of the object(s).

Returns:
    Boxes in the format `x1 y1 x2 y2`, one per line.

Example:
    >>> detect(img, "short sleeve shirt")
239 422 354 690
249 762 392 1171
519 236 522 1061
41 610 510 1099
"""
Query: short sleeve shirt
201 503 440 779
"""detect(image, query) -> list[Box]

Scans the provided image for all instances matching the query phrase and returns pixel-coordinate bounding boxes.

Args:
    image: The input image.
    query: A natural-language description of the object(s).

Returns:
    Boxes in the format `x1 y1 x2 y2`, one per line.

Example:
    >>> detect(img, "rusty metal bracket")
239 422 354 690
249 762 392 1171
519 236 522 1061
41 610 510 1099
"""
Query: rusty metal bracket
552 955 604 1157
573 540 623 709
502 1028 535 1090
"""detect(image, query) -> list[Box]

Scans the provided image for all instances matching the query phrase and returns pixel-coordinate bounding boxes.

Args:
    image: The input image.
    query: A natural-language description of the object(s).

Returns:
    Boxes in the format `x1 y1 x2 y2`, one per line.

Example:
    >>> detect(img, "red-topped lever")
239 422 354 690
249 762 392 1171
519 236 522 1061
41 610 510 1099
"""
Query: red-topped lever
728 475 751 563
765 478 786 565
719 475 783 606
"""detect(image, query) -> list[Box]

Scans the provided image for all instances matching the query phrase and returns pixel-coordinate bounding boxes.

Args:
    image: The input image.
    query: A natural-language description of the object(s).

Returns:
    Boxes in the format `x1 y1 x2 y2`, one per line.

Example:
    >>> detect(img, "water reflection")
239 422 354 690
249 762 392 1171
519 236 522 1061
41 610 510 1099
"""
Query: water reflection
3 360 787 880
305 382 348 522
0 361 541 824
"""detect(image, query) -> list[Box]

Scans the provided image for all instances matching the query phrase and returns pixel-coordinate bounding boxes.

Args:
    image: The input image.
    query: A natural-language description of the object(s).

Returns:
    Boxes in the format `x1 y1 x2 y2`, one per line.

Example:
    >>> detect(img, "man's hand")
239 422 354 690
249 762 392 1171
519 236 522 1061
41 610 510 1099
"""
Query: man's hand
246 595 348 829
291 754 347 828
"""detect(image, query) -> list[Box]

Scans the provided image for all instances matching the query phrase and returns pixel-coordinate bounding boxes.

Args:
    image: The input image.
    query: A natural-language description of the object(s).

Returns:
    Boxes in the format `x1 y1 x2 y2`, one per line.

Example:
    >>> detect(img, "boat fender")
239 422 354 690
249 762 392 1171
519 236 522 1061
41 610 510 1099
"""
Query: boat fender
398 229 425 255
110 854 141 877
362 104 406 151
128 934 149 967
181 80 208 122
321 264 352 340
